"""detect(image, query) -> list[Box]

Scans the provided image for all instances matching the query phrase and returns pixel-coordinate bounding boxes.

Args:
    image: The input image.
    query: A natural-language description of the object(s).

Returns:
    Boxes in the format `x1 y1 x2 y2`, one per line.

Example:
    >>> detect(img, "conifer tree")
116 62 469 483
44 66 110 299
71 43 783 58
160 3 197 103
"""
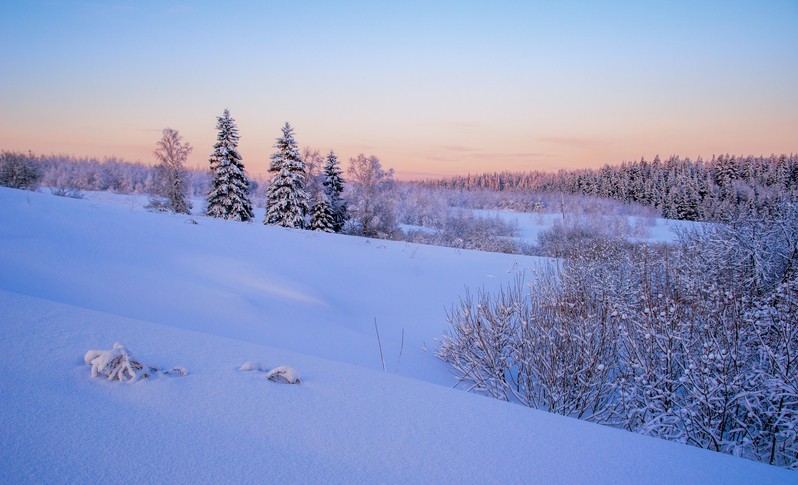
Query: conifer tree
310 191 335 232
322 150 346 232
264 123 309 228
207 109 254 221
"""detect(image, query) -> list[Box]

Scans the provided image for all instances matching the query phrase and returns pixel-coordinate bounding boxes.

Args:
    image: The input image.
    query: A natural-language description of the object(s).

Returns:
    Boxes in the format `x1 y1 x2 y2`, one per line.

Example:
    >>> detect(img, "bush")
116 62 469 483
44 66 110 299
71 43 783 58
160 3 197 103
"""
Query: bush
403 212 522 254
84 342 187 382
84 342 151 382
50 187 85 199
0 151 41 190
438 203 798 468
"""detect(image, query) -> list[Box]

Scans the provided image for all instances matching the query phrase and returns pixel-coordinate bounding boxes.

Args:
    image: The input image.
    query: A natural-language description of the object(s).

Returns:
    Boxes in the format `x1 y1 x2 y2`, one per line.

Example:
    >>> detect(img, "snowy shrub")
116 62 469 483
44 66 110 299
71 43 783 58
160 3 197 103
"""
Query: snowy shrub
0 151 41 190
744 275 798 468
266 366 301 384
144 197 172 213
439 203 798 468
403 212 522 254
535 215 630 258
84 343 151 382
50 187 85 199
84 343 187 382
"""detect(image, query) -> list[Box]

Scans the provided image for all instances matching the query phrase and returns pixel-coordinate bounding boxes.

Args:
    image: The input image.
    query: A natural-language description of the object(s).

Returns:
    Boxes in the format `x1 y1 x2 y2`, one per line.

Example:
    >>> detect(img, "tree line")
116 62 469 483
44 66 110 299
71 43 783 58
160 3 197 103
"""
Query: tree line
422 154 798 221
0 109 399 239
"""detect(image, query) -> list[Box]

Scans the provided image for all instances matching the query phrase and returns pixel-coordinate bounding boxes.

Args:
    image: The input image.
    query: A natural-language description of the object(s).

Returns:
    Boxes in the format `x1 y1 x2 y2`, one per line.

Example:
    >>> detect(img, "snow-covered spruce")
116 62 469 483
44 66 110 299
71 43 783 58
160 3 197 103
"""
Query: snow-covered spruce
265 366 301 384
84 343 187 382
264 123 309 229
310 192 336 232
206 109 254 222
321 150 346 232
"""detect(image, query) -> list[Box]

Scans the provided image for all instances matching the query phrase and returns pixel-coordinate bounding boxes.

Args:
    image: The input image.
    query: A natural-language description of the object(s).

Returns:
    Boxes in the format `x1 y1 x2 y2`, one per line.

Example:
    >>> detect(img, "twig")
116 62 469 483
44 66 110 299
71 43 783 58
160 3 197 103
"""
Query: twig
374 318 386 372
395 328 405 374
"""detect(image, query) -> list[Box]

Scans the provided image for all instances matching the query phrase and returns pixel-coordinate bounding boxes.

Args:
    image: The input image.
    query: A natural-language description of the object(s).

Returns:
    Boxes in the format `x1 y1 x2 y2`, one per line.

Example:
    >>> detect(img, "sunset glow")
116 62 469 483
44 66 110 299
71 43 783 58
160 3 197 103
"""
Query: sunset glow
1 0 796 179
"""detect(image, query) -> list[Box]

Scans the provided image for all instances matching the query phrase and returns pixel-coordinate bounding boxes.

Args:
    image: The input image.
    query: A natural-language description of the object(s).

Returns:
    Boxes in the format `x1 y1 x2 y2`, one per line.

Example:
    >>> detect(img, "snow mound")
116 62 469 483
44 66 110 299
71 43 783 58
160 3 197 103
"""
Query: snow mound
266 366 301 384
84 342 149 382
238 361 263 372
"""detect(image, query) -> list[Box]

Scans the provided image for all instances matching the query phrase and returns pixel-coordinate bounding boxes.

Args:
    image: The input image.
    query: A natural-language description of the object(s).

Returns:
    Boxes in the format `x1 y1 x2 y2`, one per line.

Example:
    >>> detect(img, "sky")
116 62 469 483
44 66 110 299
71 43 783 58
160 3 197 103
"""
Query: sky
1 1 796 179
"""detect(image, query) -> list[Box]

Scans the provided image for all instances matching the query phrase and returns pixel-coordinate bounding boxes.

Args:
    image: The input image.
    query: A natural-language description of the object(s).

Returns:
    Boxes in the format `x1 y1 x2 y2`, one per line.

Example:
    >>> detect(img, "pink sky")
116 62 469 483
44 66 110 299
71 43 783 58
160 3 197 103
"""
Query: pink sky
1 1 796 179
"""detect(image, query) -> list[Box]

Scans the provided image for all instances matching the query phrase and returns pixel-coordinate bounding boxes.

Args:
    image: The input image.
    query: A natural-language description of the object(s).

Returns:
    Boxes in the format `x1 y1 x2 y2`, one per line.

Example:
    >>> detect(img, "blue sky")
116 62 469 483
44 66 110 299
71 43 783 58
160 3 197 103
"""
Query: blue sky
1 0 796 178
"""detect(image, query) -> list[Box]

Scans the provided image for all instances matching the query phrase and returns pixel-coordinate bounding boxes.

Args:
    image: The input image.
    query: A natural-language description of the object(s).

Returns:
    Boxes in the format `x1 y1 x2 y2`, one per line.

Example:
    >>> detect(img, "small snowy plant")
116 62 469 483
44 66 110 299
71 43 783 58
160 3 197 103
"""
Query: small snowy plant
265 366 301 384
84 343 187 382
84 343 149 382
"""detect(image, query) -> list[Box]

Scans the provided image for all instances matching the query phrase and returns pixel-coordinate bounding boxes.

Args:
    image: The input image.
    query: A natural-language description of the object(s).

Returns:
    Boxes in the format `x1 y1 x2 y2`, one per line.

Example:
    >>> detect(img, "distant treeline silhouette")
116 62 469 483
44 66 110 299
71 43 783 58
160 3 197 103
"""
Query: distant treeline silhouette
421 154 798 221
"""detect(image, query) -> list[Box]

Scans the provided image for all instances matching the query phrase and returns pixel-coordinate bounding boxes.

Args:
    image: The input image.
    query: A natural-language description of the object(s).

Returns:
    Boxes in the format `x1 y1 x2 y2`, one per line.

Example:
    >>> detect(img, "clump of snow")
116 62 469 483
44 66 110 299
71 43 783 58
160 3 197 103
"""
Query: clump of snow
164 366 188 376
266 366 301 384
238 361 263 372
84 342 148 382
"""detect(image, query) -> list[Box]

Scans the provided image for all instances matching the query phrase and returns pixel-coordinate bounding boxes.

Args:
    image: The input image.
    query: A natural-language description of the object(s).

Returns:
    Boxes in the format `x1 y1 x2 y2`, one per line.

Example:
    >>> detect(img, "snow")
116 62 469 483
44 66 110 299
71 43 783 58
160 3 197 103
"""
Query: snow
238 361 263 372
470 209 700 245
265 365 301 384
0 186 791 483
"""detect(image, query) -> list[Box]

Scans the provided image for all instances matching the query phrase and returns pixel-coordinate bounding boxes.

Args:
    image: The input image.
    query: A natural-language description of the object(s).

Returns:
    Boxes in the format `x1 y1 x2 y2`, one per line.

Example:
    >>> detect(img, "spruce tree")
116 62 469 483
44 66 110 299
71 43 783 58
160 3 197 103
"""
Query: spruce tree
322 150 346 232
310 192 335 233
207 109 254 221
264 123 309 228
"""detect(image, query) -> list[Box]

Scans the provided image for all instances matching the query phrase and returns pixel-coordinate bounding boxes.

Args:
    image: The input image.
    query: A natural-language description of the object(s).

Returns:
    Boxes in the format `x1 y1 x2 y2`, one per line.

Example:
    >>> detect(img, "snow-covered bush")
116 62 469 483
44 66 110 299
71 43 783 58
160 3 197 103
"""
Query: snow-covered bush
50 187 85 199
403 211 522 254
535 214 632 258
144 197 172 213
84 343 151 382
0 151 41 190
745 275 798 468
84 343 187 382
439 204 798 468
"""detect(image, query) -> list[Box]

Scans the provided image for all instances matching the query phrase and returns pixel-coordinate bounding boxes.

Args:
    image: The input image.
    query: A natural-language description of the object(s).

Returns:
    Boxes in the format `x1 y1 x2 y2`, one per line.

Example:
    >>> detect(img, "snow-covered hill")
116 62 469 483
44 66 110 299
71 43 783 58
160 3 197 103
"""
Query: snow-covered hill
0 187 791 483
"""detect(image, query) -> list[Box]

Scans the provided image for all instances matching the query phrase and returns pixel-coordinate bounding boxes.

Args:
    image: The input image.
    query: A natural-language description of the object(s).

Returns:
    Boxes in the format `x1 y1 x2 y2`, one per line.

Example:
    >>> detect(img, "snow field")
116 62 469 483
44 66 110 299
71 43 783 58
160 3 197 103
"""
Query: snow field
0 186 792 483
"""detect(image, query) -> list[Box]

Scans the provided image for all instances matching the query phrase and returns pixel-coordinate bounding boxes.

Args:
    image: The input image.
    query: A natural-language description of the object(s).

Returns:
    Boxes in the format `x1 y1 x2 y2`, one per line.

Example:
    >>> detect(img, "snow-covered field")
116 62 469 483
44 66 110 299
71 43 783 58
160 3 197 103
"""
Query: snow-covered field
0 187 790 484
469 208 697 245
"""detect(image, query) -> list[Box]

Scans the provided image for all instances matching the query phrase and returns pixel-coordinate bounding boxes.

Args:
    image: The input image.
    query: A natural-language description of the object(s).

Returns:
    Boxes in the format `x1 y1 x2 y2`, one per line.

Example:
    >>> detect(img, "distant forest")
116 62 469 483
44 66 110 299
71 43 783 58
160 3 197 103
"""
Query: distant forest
421 154 798 221
3 150 797 224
